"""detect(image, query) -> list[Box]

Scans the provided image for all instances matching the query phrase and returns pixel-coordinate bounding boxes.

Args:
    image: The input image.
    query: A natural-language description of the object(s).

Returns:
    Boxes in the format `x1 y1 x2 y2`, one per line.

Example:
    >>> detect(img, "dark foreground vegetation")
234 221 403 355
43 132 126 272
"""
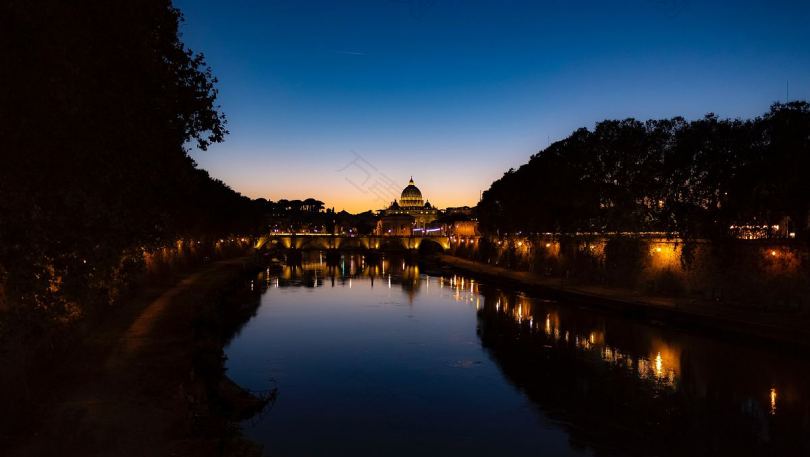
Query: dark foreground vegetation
479 102 810 241
1 2 276 453
2 0 266 321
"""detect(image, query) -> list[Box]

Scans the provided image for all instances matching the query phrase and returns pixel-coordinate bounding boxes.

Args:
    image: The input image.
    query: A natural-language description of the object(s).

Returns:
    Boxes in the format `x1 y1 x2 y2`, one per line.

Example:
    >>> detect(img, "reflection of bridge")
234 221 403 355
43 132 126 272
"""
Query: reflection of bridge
255 233 456 251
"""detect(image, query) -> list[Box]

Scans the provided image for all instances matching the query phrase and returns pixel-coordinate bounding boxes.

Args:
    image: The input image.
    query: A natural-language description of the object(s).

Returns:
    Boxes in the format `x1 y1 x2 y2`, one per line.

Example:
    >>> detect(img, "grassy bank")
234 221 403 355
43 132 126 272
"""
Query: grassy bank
438 254 810 351
3 255 271 457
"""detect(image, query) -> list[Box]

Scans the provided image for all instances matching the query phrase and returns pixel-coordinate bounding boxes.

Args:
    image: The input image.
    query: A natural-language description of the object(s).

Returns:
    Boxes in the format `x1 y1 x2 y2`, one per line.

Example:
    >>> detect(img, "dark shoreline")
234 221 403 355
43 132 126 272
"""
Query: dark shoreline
3 255 271 457
434 254 810 353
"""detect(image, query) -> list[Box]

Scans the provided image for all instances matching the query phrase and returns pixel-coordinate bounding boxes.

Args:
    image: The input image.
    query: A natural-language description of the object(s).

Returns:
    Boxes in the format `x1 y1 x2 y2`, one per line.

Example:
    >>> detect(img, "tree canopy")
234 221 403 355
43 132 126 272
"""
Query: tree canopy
478 102 810 240
0 1 265 312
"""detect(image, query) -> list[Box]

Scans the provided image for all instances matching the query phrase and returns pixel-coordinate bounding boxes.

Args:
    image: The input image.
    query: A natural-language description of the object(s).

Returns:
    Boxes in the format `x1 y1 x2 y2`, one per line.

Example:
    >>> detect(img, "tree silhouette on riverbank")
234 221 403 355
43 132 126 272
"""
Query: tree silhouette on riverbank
478 102 810 241
1 1 264 315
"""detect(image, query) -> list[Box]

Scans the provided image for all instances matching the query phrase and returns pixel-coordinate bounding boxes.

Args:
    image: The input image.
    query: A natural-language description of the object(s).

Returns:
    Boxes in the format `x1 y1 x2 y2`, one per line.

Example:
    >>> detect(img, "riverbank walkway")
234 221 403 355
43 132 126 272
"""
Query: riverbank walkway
439 254 810 349
6 257 255 457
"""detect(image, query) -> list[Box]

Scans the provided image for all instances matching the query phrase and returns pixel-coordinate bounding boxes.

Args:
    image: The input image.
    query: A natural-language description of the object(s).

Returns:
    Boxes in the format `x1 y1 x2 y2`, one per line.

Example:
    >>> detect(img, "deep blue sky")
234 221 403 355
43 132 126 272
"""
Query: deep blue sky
175 0 810 212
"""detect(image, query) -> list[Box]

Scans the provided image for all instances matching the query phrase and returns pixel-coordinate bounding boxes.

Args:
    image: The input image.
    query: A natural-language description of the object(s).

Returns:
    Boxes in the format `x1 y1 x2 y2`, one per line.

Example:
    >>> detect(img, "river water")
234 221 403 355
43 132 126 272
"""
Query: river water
225 254 810 456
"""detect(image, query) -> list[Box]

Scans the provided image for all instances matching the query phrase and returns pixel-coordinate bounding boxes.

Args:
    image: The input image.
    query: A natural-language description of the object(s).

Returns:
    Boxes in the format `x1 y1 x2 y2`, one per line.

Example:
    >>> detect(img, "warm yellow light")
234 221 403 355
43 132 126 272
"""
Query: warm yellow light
545 243 551 248
655 352 663 376
770 388 777 415
770 250 777 257
655 247 662 253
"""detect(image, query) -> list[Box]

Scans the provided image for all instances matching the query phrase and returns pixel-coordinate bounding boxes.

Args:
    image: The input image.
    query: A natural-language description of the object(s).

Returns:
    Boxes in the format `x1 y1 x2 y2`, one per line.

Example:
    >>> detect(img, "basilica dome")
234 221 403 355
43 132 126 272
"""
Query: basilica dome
379 177 438 233
399 177 424 207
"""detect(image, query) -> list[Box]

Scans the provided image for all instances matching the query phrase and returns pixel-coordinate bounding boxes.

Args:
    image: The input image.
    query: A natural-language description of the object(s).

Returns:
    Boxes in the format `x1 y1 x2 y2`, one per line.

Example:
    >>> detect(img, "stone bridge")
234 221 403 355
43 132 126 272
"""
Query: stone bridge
255 233 460 251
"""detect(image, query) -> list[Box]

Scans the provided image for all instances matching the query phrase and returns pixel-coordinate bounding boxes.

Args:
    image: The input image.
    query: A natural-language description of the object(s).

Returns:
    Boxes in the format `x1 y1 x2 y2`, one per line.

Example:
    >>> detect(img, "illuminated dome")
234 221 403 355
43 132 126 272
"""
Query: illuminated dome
399 177 424 207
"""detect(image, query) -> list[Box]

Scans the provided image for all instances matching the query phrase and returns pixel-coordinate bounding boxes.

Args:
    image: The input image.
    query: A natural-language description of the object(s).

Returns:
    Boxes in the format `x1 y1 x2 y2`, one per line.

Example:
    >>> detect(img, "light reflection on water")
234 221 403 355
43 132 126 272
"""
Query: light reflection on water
227 253 810 456
442 273 682 389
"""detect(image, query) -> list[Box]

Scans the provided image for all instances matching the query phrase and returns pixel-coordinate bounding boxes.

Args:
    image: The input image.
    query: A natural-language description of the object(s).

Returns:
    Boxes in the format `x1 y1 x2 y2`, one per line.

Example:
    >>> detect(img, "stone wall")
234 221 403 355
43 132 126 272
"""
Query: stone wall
449 235 810 311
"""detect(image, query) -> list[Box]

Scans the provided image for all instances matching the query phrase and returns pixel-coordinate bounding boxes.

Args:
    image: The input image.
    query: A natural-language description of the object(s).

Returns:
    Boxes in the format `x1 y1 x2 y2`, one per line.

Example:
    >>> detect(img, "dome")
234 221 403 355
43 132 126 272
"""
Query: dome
399 177 424 207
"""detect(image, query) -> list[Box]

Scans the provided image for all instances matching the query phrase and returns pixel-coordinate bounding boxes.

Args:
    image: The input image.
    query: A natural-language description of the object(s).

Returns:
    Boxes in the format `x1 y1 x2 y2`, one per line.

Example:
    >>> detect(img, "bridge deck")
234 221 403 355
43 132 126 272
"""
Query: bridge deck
255 233 479 251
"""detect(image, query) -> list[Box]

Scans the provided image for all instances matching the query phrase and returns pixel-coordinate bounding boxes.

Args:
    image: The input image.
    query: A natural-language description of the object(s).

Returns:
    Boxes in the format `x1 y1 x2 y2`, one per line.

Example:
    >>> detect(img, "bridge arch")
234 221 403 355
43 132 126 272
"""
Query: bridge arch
418 238 445 254
256 234 460 252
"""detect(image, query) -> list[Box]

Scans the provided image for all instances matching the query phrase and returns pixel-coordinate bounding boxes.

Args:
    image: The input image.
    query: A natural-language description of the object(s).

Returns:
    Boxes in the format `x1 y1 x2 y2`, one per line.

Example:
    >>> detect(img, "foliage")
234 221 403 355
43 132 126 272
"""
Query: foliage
0 1 263 318
478 103 810 240
604 237 648 286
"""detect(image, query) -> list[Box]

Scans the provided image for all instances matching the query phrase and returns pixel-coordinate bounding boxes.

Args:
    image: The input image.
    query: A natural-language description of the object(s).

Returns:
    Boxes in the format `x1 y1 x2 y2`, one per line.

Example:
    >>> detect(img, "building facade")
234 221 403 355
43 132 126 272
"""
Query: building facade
376 178 440 235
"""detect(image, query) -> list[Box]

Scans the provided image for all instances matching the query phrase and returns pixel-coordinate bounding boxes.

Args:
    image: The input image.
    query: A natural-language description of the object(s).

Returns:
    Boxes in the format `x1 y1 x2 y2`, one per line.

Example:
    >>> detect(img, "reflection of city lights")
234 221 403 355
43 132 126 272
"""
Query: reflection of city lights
270 261 686 392
655 352 663 376
498 296 680 388
770 388 777 415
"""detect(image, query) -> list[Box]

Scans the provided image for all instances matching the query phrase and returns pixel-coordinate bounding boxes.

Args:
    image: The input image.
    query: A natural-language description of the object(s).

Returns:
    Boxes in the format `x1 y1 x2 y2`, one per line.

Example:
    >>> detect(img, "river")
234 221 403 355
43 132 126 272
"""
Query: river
225 253 810 456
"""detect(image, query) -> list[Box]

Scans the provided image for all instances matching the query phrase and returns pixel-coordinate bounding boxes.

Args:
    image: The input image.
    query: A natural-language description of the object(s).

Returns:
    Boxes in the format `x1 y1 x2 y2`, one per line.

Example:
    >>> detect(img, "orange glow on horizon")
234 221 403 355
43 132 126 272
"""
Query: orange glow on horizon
191 161 484 214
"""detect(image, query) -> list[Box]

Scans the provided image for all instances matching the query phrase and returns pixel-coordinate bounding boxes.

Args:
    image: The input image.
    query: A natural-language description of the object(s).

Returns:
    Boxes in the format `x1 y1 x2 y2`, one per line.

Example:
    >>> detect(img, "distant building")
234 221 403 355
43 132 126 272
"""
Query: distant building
729 216 793 239
444 206 474 217
450 220 479 237
375 213 415 236
376 178 439 235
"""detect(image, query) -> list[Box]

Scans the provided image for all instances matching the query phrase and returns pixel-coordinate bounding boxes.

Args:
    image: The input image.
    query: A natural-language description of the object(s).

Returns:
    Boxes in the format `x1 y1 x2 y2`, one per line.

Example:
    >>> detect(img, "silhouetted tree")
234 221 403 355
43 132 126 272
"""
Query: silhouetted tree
478 103 810 241
0 1 265 317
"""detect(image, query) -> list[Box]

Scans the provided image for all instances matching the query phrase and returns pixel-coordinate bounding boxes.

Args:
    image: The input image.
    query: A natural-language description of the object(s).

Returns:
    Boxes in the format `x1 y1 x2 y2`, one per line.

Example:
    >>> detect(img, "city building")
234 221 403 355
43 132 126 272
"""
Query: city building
444 206 474 217
450 220 479 237
376 177 440 235
375 213 415 236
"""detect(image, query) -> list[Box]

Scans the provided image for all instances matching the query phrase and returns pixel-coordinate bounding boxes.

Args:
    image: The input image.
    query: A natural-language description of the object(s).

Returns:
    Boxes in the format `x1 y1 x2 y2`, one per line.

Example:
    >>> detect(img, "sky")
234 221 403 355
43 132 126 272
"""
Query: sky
174 0 810 213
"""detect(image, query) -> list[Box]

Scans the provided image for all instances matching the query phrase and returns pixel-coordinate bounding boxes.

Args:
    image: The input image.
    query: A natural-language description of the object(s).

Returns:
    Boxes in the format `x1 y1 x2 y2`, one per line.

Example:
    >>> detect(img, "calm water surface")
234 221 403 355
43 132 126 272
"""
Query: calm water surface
225 254 810 456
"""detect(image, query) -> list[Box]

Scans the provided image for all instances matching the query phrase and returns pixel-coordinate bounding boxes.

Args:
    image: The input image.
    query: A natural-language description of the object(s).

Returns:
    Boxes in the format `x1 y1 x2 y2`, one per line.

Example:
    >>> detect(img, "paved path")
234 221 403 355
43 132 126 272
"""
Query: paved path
8 257 253 457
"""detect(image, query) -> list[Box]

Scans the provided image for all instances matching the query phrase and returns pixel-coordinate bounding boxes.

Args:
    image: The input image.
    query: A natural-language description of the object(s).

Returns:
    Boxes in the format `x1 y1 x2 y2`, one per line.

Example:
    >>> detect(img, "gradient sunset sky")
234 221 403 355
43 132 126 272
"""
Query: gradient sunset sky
175 0 810 213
